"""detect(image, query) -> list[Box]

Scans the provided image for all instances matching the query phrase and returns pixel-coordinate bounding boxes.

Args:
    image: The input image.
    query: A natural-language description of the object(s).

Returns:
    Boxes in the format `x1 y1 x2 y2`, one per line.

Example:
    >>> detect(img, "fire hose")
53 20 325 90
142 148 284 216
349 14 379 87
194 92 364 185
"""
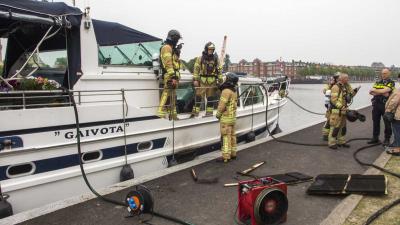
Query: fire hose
260 85 400 225
68 91 194 225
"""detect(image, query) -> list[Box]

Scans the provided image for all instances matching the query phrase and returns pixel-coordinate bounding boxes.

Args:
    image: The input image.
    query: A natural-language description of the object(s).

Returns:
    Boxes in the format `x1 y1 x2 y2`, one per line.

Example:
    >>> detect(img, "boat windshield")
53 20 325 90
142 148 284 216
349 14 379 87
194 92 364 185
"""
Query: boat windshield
98 41 162 66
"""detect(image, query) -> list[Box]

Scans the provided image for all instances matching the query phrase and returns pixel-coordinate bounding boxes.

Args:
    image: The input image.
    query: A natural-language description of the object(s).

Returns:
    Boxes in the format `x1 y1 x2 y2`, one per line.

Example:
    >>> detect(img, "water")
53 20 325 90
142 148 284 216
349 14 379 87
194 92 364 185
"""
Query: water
278 83 374 132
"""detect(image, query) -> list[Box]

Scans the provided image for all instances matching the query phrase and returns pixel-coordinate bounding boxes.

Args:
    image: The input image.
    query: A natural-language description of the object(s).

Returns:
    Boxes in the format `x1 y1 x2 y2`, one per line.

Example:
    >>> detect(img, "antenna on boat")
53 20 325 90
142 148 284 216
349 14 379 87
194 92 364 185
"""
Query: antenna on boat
72 0 76 6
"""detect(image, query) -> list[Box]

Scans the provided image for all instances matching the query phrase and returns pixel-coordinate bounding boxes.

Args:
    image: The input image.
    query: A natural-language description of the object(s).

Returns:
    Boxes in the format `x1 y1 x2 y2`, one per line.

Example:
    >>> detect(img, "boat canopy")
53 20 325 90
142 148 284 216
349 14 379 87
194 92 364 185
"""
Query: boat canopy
92 20 161 46
0 0 162 88
0 0 82 88
0 0 82 28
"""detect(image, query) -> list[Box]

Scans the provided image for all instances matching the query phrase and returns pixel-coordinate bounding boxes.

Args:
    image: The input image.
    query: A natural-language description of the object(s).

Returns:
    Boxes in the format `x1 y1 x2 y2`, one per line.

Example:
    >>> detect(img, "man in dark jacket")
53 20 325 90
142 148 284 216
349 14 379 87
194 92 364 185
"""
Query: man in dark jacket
368 68 395 145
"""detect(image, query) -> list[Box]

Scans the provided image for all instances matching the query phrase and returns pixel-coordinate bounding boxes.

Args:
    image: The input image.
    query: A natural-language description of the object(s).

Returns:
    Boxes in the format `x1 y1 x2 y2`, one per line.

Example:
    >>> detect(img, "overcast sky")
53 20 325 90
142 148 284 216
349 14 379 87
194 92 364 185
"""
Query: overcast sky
62 0 399 66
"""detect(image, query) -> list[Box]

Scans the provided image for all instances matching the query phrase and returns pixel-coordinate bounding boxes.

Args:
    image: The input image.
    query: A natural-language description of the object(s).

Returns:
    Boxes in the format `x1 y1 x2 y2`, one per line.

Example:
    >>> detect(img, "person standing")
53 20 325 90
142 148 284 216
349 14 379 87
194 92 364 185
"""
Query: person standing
322 73 340 141
328 73 357 149
385 87 400 155
192 42 223 117
216 73 238 162
157 30 182 120
368 68 395 145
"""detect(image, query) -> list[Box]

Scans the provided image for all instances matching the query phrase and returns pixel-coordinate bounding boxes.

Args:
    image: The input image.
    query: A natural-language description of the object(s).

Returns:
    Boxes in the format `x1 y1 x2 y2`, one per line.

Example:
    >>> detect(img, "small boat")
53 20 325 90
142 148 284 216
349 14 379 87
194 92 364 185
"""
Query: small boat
0 0 289 214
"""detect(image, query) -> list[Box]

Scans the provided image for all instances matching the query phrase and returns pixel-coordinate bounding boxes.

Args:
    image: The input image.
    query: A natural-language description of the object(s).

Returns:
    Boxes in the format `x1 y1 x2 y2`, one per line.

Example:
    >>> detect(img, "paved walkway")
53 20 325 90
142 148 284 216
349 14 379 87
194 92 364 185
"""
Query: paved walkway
20 107 386 225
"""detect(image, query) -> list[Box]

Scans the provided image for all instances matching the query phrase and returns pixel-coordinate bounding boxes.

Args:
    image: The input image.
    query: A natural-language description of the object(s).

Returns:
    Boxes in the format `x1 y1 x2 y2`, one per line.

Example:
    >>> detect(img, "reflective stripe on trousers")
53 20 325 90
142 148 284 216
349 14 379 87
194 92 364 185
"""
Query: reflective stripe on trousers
158 88 177 117
220 123 237 160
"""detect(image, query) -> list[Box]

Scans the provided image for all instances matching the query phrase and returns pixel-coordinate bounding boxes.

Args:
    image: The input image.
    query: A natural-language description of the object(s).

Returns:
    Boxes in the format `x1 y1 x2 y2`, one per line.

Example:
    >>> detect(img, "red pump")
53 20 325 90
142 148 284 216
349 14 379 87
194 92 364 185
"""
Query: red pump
238 177 288 225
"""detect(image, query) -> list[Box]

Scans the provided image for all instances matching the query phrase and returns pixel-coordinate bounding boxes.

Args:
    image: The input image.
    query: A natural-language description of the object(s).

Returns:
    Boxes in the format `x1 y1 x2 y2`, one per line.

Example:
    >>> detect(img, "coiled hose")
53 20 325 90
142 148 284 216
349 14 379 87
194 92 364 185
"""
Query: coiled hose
259 85 400 225
68 91 194 225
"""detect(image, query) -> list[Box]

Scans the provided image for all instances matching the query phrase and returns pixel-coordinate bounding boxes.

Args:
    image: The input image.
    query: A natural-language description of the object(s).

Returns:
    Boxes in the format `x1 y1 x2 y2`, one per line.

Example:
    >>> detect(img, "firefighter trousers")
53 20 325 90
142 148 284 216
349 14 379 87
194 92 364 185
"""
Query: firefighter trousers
158 87 177 119
322 110 331 137
193 82 219 115
328 112 347 146
220 123 237 160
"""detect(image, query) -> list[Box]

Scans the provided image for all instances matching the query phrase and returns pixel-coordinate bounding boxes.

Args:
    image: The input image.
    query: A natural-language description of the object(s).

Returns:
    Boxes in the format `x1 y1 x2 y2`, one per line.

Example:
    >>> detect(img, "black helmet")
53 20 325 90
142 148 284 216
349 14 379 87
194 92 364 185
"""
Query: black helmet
166 30 181 44
225 73 239 86
357 112 366 122
346 110 366 122
346 110 358 122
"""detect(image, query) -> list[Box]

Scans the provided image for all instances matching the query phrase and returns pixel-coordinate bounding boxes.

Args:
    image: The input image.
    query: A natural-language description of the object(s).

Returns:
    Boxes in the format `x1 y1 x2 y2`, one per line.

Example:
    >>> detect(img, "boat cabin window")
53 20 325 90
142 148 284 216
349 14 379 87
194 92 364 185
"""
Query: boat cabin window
11 50 67 87
176 82 195 114
0 23 72 110
98 41 162 67
240 84 264 107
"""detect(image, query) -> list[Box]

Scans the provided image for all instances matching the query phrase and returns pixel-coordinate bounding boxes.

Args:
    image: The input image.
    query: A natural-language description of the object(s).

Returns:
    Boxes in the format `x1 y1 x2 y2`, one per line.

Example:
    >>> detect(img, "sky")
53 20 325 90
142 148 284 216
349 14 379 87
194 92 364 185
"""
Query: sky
59 0 399 66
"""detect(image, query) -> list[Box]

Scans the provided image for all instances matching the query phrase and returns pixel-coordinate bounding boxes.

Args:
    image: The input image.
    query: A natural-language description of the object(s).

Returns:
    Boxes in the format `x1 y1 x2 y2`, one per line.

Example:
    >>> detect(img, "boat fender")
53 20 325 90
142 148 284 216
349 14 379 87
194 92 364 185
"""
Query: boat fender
246 131 256 143
120 164 134 182
0 194 13 219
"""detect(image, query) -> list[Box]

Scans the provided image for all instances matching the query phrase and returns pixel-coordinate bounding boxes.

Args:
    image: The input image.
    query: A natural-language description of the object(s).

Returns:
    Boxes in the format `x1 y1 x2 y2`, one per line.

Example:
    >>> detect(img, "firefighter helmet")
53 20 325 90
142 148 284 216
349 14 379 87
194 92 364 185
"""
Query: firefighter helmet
166 30 181 44
225 73 239 86
204 42 216 53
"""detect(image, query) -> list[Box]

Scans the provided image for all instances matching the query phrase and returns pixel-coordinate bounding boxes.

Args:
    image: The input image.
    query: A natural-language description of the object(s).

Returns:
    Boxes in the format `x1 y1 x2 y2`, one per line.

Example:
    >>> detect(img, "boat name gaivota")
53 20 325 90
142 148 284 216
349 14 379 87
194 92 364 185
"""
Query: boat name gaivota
63 125 125 139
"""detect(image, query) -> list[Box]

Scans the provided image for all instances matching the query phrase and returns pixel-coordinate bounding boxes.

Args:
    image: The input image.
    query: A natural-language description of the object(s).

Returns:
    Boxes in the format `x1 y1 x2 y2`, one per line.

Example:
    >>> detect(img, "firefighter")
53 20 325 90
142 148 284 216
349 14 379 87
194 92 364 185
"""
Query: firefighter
328 73 358 149
192 42 223 117
216 73 238 162
157 30 182 120
322 73 340 141
368 68 395 145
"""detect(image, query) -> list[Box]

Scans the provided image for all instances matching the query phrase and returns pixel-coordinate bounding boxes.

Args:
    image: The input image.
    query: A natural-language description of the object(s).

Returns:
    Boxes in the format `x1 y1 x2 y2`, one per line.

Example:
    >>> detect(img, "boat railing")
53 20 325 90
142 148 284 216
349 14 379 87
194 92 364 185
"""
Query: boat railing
0 80 290 111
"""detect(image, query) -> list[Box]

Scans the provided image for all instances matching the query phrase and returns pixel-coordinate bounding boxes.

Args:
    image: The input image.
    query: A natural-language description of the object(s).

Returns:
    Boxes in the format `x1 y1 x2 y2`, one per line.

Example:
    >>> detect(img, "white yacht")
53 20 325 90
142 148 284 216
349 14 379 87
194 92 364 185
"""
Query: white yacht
0 0 288 215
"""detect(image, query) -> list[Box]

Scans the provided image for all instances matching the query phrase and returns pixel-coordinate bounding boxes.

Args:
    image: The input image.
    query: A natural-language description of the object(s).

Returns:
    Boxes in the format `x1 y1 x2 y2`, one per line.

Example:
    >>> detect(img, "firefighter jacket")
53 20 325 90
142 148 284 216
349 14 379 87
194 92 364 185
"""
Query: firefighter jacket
216 88 238 125
330 83 354 113
160 44 181 82
193 54 223 84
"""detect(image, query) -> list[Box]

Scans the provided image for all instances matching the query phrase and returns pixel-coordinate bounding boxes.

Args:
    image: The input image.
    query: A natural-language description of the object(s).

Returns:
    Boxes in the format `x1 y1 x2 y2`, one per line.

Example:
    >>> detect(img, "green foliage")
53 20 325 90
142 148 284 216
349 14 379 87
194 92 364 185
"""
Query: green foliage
19 77 57 90
54 57 67 69
298 64 376 78
223 54 231 72
19 79 42 90
185 57 197 73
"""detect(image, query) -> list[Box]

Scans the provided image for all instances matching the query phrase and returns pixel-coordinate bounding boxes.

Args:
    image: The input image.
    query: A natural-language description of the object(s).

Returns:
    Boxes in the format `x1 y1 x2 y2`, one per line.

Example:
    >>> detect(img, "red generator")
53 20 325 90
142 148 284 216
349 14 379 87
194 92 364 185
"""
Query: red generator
238 177 288 225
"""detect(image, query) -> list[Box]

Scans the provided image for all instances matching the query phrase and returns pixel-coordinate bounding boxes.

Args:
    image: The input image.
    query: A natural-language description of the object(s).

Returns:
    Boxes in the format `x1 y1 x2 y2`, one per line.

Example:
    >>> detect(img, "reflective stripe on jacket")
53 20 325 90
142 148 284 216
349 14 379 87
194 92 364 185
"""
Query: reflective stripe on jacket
217 88 238 124
330 83 353 110
160 44 180 80
193 56 222 84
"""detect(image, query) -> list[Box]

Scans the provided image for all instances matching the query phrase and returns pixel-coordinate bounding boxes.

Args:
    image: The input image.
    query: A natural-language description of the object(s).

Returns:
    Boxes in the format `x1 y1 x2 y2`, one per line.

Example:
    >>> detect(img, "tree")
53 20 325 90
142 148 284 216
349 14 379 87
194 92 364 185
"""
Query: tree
185 57 197 73
223 54 231 72
54 57 67 69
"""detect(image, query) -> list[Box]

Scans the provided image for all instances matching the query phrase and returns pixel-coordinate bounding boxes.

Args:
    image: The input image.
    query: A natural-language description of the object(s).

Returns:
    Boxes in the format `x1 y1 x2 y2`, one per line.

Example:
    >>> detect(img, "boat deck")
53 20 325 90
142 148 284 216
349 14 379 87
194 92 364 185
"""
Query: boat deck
14 106 390 225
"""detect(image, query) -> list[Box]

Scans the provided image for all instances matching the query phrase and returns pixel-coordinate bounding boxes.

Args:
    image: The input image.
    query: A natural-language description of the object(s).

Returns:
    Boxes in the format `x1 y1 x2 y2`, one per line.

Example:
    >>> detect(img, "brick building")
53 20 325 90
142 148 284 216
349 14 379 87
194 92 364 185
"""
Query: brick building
228 59 307 79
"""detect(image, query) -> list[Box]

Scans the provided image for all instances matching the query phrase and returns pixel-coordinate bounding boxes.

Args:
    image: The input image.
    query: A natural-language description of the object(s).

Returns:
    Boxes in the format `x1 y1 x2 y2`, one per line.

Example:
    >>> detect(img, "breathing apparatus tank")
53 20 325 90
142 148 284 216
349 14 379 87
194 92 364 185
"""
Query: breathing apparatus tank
324 89 331 108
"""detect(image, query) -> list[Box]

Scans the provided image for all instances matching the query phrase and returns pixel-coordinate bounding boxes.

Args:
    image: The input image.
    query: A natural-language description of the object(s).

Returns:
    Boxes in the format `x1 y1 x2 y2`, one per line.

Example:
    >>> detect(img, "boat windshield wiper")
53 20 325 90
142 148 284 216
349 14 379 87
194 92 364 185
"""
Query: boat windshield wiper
138 43 153 59
114 46 133 65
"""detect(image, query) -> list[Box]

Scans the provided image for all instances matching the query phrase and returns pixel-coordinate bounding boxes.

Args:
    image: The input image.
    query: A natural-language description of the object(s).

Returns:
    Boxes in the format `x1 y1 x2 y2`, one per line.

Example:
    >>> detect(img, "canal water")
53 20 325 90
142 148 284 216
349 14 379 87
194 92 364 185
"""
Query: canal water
278 83 374 132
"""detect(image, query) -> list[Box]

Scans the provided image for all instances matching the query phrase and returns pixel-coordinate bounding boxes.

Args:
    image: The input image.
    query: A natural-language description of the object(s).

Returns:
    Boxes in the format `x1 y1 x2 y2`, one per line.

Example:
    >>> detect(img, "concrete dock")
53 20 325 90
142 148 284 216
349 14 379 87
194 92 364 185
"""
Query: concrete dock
12 106 392 225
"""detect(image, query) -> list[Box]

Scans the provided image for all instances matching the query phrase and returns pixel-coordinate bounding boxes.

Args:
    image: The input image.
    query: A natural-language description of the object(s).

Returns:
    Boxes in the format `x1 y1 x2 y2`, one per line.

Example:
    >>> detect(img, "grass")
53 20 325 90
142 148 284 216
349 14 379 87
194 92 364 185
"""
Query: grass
343 156 400 225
